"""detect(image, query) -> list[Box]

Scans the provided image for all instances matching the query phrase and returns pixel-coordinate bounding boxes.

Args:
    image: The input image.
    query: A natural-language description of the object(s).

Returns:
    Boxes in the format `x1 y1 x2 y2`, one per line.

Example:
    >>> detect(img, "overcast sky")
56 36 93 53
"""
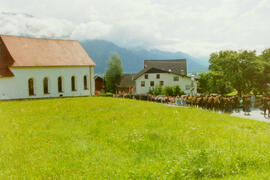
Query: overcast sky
0 0 269 57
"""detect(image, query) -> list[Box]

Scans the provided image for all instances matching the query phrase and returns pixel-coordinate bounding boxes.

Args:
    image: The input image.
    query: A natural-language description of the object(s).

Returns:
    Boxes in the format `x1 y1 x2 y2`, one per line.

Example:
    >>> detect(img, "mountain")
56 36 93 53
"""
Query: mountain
80 40 208 74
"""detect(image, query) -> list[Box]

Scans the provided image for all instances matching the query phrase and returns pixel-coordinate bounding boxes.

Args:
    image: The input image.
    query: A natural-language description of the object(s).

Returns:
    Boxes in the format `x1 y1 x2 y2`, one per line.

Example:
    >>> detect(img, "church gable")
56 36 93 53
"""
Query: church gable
0 38 14 77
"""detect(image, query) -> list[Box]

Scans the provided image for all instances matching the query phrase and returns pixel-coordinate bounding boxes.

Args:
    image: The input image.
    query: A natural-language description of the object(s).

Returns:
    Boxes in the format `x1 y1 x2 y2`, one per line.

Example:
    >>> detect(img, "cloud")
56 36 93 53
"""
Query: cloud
0 12 74 39
0 0 269 57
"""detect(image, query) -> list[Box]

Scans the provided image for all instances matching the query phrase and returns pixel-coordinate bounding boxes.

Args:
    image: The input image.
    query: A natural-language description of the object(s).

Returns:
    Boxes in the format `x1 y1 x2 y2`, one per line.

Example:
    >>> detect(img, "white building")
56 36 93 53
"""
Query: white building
0 35 96 100
134 60 197 95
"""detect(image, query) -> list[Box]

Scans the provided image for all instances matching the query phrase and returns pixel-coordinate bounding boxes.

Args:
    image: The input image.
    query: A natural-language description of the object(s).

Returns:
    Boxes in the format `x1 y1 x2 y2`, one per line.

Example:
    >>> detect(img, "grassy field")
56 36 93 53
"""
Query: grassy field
1 97 270 179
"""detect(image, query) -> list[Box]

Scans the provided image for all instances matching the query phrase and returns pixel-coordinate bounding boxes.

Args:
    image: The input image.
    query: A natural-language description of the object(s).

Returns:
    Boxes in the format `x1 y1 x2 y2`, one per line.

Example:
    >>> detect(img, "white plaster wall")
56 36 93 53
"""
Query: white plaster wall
0 66 95 100
135 73 197 95
90 67 95 96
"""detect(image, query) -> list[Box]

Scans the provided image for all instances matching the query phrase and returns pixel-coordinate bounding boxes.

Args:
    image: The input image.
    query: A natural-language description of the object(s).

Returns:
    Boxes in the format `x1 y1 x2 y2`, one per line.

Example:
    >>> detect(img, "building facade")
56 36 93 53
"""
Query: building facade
0 35 95 100
117 74 136 94
94 76 104 95
134 59 197 95
135 72 196 95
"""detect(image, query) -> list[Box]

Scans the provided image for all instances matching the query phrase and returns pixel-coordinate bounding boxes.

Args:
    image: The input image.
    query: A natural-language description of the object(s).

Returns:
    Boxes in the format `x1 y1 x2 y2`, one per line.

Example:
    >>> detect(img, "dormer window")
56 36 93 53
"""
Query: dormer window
181 69 185 75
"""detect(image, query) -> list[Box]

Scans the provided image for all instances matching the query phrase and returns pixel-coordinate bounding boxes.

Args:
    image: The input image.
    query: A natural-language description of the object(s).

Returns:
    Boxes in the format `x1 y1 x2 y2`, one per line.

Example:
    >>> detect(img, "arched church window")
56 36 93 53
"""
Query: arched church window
43 77 49 94
71 76 76 91
84 75 88 90
58 76 63 93
28 78 34 96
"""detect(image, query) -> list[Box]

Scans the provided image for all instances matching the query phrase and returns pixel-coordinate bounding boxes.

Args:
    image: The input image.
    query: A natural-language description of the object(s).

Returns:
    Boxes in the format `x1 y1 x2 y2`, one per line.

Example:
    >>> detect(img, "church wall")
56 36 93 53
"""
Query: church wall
0 66 94 100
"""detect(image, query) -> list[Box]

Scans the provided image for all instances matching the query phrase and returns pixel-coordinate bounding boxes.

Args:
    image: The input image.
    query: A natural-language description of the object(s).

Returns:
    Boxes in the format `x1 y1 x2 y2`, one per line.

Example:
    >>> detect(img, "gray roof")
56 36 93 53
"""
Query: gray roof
118 74 136 88
134 59 188 80
144 59 187 76
134 67 171 80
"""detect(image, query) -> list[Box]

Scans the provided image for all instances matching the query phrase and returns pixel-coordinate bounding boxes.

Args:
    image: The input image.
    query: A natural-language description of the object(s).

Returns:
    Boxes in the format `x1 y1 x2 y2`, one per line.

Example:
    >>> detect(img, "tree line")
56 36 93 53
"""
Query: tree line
198 49 270 96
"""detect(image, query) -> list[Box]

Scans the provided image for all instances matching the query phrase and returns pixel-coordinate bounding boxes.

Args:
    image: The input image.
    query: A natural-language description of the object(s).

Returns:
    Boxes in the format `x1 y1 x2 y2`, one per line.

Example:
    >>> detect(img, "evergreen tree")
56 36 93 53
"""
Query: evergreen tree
104 52 123 93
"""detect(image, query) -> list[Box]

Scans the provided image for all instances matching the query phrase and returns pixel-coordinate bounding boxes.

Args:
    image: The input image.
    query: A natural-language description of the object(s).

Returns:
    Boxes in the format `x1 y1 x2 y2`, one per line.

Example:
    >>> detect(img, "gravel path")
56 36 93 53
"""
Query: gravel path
165 104 270 123
231 109 269 123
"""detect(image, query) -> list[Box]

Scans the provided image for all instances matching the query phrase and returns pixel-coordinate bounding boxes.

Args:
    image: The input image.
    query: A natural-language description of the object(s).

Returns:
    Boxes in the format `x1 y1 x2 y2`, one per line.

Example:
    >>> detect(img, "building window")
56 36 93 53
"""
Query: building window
58 76 63 93
141 81 145 87
174 76 179 81
160 81 164 86
43 77 49 94
150 81 154 87
28 78 34 96
71 76 76 91
145 74 148 79
84 75 88 90
186 85 191 90
156 74 160 79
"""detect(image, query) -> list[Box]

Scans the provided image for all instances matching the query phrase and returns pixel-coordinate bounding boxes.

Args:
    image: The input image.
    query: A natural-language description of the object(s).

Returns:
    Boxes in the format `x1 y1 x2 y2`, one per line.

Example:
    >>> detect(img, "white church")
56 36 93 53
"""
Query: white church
0 35 96 100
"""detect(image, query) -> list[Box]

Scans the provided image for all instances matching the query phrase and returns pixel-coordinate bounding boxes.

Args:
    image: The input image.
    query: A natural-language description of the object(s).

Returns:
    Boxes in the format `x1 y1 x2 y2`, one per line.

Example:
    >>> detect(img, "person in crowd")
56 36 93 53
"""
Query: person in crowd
202 95 208 109
207 95 214 110
176 96 181 106
267 96 270 118
224 97 230 113
117 92 270 119
196 95 202 108
262 95 270 118
213 95 220 112
251 94 256 109
233 95 240 113
219 96 225 112
183 96 187 106
243 95 251 116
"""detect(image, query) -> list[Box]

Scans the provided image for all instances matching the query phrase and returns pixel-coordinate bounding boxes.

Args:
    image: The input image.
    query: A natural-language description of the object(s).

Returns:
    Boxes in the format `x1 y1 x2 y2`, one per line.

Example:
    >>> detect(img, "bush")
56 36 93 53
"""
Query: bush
97 92 113 97
149 85 185 96
148 88 154 95
153 85 163 95
162 86 174 96
173 85 185 96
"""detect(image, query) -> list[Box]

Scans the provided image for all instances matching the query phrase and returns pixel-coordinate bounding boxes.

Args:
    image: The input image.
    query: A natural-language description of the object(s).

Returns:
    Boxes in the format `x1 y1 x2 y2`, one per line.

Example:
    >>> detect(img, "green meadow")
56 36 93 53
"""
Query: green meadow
0 97 270 179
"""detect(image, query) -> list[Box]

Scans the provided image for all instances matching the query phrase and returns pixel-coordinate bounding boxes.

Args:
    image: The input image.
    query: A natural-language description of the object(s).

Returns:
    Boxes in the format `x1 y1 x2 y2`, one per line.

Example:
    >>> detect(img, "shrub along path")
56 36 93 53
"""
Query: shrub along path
0 97 270 179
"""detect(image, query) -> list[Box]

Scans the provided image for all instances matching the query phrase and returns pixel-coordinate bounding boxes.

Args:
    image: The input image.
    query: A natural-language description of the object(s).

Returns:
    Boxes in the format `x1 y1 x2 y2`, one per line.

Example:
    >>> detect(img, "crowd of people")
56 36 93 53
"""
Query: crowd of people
115 93 270 118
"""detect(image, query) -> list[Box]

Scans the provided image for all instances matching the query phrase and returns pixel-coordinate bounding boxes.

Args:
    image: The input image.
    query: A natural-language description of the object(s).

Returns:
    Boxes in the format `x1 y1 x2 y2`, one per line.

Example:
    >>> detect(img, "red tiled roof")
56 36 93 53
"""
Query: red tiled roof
0 35 96 68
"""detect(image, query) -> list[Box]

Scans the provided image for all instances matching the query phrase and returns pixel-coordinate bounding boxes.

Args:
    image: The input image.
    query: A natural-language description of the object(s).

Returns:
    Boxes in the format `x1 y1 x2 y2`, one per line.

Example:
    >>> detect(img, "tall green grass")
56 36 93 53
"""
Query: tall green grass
0 97 270 179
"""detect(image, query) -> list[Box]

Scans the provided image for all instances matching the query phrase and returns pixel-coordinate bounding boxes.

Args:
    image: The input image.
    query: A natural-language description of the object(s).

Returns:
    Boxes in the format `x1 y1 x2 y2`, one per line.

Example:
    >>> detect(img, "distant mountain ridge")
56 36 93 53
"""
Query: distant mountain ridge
80 39 208 74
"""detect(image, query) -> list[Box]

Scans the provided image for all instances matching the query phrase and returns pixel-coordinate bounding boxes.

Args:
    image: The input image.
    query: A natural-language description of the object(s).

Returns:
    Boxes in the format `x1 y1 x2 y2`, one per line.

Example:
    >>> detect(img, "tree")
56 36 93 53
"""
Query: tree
198 71 232 95
198 72 212 94
104 52 123 93
208 50 260 96
255 49 270 94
